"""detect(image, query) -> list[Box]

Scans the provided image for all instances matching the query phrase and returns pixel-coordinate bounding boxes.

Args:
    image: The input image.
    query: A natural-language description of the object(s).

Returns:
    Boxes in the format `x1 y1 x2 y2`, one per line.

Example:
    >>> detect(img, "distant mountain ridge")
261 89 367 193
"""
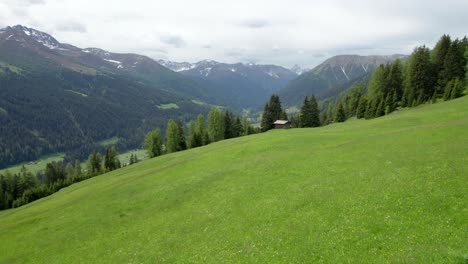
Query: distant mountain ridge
278 54 407 107
0 25 219 167
159 59 298 107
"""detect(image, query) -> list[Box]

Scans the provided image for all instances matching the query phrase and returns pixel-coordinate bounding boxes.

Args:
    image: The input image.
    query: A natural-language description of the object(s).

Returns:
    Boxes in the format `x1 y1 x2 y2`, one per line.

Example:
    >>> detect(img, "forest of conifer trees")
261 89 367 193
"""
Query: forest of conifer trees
320 34 467 123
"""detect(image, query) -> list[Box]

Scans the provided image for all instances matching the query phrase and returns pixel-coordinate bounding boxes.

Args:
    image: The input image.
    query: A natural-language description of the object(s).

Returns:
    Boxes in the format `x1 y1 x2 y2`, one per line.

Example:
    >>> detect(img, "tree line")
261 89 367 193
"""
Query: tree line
1 107 254 210
260 94 321 131
0 146 140 210
321 34 467 123
144 108 257 158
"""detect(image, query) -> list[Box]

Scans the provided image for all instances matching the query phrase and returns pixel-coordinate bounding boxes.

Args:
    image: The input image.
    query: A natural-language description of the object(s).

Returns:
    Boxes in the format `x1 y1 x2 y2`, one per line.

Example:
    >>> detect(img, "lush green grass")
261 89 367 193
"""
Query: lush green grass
117 149 148 165
98 136 120 147
0 97 467 263
0 153 64 175
158 103 179 109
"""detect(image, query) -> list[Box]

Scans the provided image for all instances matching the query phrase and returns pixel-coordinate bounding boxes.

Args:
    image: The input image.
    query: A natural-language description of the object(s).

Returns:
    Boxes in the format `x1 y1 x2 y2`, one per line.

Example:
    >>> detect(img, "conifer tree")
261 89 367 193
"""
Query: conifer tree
365 99 376 119
279 110 288 121
73 160 81 179
299 96 312 127
196 114 208 145
188 120 202 148
223 111 234 139
260 102 271 132
260 94 283 131
165 119 180 153
176 119 187 151
208 107 224 142
404 45 436 105
310 95 320 127
334 103 346 122
432 34 452 92
144 128 163 158
65 162 74 178
388 59 403 102
356 96 367 119
450 78 464 99
441 39 465 89
375 96 385 117
104 146 119 172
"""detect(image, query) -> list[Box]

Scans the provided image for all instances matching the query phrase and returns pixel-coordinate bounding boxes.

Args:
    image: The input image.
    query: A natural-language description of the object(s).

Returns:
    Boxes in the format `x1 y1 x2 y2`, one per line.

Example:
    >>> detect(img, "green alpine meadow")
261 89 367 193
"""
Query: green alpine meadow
1 96 466 263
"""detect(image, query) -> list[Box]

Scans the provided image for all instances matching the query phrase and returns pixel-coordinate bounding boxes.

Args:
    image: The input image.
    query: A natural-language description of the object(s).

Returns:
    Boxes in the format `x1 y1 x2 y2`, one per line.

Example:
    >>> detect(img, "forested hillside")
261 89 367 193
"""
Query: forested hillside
0 95 466 262
278 55 406 107
0 25 213 168
319 35 467 124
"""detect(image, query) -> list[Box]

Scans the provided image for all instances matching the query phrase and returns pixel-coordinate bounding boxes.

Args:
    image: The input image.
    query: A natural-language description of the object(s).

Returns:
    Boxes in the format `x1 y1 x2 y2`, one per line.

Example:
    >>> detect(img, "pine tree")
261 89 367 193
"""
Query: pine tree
188 121 202 148
388 59 403 102
334 103 346 122
375 96 385 117
65 163 74 178
224 111 234 139
233 117 242 137
365 99 376 119
208 107 225 142
441 39 465 89
104 146 119 172
299 96 312 127
310 95 320 127
279 110 288 121
356 96 367 119
450 78 464 99
432 34 452 93
260 94 283 131
176 119 187 151
367 65 387 102
144 128 163 158
165 119 179 153
260 102 271 132
443 79 454 100
73 160 81 179
404 46 436 104
241 116 254 136
196 114 208 145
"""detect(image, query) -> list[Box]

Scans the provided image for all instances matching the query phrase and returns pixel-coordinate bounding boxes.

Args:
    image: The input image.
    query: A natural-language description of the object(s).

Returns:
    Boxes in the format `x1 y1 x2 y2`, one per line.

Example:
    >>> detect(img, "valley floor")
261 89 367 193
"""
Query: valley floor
0 97 467 263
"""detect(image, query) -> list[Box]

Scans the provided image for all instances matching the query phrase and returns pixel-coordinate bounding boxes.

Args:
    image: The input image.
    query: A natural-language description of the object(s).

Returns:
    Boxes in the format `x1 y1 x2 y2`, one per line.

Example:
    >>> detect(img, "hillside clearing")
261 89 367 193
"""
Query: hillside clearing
0 97 467 263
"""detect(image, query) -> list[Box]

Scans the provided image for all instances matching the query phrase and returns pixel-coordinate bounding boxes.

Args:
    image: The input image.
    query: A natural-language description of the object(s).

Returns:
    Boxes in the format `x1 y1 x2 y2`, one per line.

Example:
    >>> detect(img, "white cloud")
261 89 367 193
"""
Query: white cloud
1 0 467 68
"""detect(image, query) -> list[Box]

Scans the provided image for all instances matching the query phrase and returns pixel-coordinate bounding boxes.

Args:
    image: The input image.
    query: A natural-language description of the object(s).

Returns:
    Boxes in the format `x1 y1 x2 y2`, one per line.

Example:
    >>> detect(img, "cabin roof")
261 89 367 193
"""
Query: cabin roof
273 120 290 125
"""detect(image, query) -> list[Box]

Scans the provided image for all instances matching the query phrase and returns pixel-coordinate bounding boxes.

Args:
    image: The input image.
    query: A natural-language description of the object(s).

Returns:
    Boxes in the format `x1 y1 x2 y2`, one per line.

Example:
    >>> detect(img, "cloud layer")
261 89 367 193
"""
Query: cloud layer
0 0 467 68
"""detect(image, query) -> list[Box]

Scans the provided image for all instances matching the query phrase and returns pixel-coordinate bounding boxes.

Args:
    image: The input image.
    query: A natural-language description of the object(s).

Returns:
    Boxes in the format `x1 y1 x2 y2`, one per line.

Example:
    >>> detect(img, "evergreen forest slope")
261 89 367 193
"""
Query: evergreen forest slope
0 96 466 263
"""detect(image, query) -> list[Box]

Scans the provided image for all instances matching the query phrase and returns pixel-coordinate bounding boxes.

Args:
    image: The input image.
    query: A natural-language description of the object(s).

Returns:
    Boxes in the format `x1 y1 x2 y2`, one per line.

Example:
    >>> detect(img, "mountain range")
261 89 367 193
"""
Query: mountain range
0 24 407 168
279 54 407 107
158 59 298 107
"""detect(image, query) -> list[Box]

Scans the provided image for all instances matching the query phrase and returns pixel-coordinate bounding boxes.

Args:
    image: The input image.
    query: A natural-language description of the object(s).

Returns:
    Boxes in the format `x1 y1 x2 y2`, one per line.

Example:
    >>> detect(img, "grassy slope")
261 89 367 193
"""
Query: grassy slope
0 97 467 263
0 153 64 175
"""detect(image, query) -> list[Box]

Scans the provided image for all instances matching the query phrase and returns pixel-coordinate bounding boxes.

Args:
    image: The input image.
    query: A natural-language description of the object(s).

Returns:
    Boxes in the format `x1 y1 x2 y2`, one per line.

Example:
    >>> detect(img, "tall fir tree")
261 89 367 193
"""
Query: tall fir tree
432 34 452 93
299 96 312 127
176 119 187 151
334 103 346 122
165 119 180 153
356 96 367 119
208 107 225 142
403 45 436 105
260 94 283 131
310 95 320 127
144 128 163 158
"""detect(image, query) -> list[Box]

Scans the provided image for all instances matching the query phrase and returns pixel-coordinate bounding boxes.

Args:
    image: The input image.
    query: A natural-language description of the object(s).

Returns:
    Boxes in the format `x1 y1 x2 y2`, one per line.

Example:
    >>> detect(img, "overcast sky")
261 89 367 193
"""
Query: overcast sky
1 0 467 68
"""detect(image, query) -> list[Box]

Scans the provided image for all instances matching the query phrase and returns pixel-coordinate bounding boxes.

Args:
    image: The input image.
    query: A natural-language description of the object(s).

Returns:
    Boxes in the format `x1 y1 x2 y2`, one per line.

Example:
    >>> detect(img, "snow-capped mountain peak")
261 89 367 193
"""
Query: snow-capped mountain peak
10 25 60 49
290 64 310 75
